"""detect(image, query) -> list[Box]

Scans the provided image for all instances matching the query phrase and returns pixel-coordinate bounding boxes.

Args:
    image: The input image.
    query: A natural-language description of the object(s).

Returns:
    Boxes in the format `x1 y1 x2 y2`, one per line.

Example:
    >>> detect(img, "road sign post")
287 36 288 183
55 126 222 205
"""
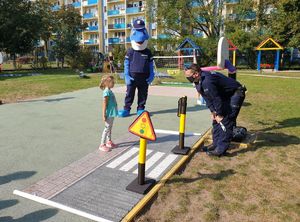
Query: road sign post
126 111 156 194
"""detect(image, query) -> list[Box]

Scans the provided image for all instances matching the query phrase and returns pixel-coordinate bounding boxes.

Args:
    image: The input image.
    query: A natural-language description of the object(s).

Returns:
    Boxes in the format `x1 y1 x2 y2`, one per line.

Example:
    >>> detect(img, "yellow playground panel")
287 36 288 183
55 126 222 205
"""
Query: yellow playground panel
167 69 181 75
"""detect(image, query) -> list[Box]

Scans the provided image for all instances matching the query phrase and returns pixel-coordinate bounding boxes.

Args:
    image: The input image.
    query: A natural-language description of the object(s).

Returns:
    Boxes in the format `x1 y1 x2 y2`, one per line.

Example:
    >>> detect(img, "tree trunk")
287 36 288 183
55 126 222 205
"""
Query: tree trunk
13 54 17 70
44 40 48 58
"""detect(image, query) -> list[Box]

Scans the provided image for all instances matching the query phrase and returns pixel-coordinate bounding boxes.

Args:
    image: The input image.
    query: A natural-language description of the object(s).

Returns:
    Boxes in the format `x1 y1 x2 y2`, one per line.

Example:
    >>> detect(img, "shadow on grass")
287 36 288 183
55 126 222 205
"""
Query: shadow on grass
0 171 36 185
0 68 77 81
0 199 19 211
226 118 300 157
17 97 75 103
227 131 300 157
150 105 207 116
259 118 300 131
0 209 58 222
167 169 235 184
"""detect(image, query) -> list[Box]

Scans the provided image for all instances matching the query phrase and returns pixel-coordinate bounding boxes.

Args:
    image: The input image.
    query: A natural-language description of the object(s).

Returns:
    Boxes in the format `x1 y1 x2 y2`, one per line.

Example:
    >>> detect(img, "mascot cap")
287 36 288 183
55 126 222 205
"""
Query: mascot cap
133 19 145 30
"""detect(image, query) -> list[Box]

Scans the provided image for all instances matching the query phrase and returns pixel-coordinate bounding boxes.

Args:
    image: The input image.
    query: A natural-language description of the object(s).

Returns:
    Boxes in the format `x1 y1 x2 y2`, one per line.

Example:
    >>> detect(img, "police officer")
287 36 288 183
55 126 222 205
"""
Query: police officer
118 19 154 117
185 64 246 157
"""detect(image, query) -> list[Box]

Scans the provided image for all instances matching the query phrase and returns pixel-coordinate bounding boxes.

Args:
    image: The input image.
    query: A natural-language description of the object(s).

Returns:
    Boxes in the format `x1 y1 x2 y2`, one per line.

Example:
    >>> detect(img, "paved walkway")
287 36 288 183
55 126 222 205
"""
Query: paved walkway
0 85 211 222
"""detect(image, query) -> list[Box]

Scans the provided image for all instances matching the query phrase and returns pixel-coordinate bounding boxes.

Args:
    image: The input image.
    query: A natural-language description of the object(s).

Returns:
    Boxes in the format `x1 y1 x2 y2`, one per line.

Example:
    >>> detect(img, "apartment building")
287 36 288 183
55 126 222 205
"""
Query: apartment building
51 0 157 54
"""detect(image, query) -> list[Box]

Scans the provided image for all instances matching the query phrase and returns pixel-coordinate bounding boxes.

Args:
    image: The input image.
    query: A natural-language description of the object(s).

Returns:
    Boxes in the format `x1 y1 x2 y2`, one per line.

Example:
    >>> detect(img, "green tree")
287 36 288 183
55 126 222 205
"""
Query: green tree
147 0 224 38
269 0 300 47
0 0 43 68
35 0 56 58
223 0 275 68
52 6 86 68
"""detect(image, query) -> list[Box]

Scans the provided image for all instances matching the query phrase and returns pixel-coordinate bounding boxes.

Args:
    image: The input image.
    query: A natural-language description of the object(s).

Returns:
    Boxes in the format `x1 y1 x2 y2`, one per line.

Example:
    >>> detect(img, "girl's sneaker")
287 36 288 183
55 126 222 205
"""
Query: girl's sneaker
106 141 117 149
99 144 111 152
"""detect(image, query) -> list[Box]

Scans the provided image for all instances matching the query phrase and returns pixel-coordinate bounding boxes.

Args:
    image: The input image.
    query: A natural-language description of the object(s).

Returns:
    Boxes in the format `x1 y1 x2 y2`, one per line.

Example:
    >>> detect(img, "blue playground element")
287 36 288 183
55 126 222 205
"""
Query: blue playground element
256 38 283 72
176 38 203 68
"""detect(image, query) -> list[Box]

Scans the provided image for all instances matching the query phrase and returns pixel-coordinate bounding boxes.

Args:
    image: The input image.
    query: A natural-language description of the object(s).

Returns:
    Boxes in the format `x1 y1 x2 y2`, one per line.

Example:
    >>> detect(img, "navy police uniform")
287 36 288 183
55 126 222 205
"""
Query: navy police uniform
195 71 246 154
124 48 153 111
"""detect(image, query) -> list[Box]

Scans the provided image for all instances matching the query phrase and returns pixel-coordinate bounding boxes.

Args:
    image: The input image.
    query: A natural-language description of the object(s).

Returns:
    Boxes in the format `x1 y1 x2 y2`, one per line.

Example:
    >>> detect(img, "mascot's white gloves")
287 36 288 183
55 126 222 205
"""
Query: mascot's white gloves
146 60 154 85
124 59 133 85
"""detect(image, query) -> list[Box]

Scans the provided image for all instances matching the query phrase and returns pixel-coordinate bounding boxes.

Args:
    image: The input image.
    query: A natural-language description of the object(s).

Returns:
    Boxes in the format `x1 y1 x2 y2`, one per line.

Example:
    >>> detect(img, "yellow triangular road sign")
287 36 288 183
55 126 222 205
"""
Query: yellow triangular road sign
128 111 156 141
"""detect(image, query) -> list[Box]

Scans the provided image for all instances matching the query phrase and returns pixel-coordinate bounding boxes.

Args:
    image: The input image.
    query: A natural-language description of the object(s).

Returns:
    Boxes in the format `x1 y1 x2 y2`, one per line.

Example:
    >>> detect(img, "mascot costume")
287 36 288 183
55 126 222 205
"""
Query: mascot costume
118 19 154 117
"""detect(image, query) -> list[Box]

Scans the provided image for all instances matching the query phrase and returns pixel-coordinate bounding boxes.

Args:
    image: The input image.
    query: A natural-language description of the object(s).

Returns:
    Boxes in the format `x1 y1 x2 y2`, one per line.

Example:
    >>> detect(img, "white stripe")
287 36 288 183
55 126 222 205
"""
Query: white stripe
106 147 139 169
133 152 165 174
119 149 153 172
147 154 178 179
239 73 300 79
155 129 202 136
153 55 194 59
13 190 113 222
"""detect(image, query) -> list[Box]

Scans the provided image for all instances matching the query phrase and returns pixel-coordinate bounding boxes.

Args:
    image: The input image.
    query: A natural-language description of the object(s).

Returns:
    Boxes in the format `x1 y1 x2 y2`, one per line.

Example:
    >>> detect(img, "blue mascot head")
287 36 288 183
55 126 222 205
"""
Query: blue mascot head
130 19 149 51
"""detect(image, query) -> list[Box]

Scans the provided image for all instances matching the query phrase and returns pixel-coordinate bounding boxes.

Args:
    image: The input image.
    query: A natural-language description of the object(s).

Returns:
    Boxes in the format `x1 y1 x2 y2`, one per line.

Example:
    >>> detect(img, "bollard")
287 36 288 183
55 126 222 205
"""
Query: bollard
138 138 147 185
171 96 190 155
126 111 156 194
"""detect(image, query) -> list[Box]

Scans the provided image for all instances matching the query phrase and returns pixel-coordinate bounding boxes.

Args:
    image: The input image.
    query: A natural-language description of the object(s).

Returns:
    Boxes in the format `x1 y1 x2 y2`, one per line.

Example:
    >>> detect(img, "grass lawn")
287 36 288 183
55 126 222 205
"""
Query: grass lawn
136 74 300 221
0 69 122 103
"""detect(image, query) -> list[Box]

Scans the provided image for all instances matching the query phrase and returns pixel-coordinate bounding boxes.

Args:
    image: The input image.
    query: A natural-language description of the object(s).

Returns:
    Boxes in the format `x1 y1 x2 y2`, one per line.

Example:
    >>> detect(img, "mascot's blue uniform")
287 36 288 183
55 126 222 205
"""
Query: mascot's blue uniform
118 19 154 117
194 71 246 155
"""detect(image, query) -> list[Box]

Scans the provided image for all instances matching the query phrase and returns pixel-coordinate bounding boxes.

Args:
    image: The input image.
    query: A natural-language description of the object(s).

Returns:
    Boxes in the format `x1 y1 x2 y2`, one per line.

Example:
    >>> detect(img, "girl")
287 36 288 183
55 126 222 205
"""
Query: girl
99 75 118 152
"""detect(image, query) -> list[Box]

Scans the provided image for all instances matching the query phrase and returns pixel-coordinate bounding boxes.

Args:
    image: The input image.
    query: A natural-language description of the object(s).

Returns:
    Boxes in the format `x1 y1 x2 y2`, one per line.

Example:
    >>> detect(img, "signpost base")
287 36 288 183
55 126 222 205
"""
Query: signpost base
126 177 156 195
172 145 190 155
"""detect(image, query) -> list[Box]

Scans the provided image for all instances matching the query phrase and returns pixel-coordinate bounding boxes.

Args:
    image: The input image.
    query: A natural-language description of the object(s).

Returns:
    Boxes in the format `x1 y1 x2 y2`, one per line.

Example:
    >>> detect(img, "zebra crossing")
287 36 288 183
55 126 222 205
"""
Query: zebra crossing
106 147 178 179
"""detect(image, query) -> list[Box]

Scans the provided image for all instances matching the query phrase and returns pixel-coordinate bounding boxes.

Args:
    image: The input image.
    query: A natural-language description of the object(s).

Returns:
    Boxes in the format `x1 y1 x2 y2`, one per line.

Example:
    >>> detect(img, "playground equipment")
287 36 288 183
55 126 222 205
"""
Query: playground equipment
256 37 284 72
153 39 202 77
172 96 190 155
127 111 156 194
176 38 202 68
200 37 237 79
228 39 238 66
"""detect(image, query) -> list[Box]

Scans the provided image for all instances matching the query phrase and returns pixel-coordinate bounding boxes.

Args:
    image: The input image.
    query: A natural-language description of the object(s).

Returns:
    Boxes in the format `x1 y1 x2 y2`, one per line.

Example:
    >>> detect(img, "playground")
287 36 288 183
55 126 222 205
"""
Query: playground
0 37 300 222
0 67 299 222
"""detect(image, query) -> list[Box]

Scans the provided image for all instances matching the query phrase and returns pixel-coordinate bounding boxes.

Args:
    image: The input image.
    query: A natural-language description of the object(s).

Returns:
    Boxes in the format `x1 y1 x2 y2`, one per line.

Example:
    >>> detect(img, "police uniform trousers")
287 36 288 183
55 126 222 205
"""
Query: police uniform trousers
213 88 246 154
124 75 149 111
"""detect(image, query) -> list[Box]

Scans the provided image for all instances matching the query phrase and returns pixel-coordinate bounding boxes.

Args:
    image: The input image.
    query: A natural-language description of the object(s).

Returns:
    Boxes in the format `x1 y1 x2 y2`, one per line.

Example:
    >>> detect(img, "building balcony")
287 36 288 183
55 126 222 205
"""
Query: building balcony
108 37 125 44
107 10 120 16
82 0 98 6
108 23 126 29
88 0 98 5
107 0 124 2
126 7 144 14
86 26 99 31
83 13 97 19
72 2 81 8
84 39 98 44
